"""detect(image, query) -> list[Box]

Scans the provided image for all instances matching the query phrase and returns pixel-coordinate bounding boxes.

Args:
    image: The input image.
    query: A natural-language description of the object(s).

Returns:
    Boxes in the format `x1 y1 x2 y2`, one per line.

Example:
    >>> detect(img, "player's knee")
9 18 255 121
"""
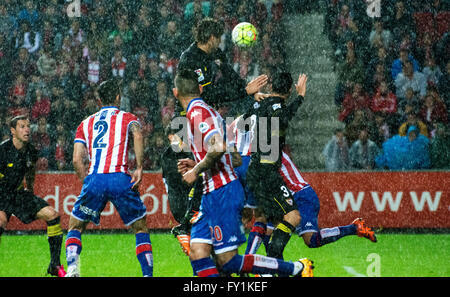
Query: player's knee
304 232 321 248
284 210 300 227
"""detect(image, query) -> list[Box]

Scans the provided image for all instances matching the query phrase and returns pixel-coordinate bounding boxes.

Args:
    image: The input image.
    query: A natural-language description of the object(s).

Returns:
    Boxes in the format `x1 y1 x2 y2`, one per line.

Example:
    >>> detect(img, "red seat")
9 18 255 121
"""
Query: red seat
414 12 436 44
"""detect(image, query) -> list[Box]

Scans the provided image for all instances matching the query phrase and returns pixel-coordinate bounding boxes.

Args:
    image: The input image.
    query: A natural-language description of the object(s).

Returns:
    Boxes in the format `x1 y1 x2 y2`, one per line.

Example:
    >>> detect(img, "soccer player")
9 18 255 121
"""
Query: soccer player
173 69 314 277
246 150 377 256
161 125 203 256
177 17 269 105
0 115 66 277
65 79 153 277
245 72 308 260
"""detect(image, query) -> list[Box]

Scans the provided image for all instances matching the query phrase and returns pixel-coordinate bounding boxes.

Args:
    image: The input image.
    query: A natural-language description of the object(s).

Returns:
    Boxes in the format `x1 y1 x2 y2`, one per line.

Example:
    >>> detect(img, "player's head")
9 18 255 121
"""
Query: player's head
194 18 223 51
271 71 293 96
173 69 202 99
10 115 31 143
96 79 121 106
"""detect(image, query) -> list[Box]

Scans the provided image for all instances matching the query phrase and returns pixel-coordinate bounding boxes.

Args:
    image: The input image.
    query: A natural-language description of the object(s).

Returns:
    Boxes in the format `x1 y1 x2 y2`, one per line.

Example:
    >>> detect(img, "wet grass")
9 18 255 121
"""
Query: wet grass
0 232 448 277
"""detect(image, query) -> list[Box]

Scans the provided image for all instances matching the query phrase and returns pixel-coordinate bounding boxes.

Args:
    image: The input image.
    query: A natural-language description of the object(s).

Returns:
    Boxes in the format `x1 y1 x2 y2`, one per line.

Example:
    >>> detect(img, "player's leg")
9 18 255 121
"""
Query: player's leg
189 211 220 277
0 210 7 246
130 217 153 277
244 209 268 255
294 187 376 247
65 174 104 277
36 205 65 276
217 248 313 277
65 216 88 277
110 172 153 277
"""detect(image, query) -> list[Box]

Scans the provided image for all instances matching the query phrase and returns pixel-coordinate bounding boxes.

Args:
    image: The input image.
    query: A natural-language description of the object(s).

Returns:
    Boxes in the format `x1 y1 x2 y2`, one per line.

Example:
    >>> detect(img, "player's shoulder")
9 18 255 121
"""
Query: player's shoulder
259 96 283 113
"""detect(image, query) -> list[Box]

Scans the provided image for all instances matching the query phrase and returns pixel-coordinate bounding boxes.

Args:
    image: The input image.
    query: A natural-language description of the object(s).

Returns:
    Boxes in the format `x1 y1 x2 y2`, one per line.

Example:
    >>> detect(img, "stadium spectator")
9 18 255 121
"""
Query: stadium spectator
334 41 365 106
437 60 450 110
422 54 443 86
349 126 380 170
394 60 427 99
30 88 51 122
111 50 127 79
158 20 185 61
338 82 371 124
419 93 448 131
17 0 39 30
375 125 430 170
14 20 40 55
36 45 57 80
322 128 350 171
398 110 428 138
386 1 414 43
373 113 392 147
391 48 420 81
370 81 397 116
397 87 422 119
369 20 393 51
31 116 52 171
430 123 450 169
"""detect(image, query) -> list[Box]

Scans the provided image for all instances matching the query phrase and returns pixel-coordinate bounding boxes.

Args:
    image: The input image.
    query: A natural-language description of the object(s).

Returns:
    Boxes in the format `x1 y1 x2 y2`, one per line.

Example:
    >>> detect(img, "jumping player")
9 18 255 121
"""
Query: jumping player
173 69 314 277
65 79 153 277
177 17 269 105
0 115 66 277
246 72 307 260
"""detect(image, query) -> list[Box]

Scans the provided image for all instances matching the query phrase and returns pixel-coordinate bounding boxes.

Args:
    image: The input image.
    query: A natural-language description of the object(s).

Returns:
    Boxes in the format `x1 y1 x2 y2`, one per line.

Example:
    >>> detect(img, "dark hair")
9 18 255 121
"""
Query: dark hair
272 71 293 95
10 115 29 129
193 18 224 44
174 69 201 97
97 79 121 105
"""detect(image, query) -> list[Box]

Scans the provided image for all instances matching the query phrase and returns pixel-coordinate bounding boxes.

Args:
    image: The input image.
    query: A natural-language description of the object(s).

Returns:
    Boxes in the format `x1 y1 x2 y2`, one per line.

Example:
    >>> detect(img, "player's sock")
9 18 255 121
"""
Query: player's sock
222 254 302 276
267 220 295 259
65 229 82 275
308 224 357 248
245 221 267 254
47 218 63 267
135 232 153 277
190 257 219 277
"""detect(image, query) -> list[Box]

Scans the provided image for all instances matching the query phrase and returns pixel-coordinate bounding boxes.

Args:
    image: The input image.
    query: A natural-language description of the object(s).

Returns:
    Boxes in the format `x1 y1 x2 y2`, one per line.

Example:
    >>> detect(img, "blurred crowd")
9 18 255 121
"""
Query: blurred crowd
322 0 450 170
0 0 287 171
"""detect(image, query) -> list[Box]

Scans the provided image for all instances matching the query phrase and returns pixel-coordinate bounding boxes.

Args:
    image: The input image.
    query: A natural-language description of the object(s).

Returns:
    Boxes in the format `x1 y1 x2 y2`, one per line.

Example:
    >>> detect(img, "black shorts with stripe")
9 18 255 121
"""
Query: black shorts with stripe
247 162 298 223
0 190 49 224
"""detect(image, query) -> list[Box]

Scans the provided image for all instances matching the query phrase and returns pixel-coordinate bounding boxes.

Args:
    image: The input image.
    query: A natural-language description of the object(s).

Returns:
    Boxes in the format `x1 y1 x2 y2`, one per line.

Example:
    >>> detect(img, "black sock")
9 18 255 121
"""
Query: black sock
267 220 296 260
47 218 63 267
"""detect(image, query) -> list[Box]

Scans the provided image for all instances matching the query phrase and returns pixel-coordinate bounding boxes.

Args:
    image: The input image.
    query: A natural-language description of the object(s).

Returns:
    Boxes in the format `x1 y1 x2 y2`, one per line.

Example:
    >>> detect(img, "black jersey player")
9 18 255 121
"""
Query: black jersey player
0 115 65 277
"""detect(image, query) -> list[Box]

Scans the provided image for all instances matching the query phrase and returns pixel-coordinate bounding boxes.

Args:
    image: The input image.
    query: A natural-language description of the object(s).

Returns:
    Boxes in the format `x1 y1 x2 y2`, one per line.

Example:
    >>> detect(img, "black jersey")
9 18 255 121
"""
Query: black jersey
247 95 304 168
178 42 248 104
160 144 202 223
0 139 38 193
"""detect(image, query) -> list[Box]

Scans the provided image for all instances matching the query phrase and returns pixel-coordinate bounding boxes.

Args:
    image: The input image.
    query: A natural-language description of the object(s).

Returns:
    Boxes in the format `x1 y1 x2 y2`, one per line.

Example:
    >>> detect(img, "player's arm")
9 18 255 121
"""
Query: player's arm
281 73 308 122
24 162 36 193
73 142 88 182
130 122 144 190
182 132 226 184
230 145 242 168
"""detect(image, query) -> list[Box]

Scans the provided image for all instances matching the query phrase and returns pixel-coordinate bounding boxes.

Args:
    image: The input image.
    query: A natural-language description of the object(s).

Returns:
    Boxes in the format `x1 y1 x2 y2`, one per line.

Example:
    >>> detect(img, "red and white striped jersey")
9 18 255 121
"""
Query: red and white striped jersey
186 98 237 194
227 115 253 157
74 106 140 175
279 151 309 193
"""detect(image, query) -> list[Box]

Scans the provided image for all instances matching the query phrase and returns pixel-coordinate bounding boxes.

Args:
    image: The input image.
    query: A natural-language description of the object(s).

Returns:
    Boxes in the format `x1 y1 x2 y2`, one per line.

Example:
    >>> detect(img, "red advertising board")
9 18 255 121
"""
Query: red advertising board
6 171 450 230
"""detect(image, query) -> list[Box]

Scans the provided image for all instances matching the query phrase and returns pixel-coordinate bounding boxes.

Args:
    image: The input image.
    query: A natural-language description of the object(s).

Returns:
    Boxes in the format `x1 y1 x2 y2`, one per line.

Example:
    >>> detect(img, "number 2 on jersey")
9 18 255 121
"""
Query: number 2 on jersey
93 121 109 149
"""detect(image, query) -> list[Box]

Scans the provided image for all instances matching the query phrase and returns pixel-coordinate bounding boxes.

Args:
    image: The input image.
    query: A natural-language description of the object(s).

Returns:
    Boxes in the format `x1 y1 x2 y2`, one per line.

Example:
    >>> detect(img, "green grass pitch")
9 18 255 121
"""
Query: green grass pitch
0 232 449 277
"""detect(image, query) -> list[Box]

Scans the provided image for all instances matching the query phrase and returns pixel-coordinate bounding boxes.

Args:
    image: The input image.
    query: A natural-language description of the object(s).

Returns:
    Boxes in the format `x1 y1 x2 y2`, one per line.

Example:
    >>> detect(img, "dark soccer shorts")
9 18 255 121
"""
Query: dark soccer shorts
247 163 298 223
0 190 49 224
